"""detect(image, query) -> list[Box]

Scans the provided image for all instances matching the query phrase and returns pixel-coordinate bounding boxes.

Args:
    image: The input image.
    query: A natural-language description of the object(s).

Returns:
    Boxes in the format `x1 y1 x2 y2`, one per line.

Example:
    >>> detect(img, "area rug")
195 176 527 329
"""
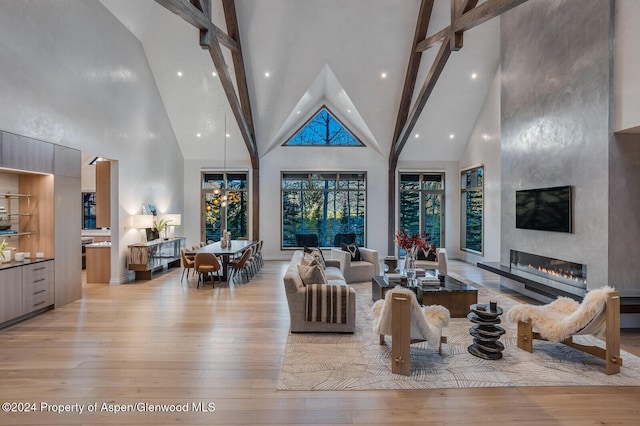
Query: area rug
278 273 640 390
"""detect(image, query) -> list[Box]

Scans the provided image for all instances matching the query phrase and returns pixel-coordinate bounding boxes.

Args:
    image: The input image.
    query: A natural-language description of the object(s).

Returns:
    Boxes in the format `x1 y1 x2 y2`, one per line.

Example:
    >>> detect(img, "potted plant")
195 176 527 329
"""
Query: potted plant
0 238 11 263
153 218 172 240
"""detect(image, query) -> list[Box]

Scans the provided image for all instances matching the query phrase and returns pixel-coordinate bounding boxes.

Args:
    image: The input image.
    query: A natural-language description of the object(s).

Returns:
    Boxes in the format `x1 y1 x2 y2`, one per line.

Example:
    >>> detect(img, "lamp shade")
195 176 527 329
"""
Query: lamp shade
132 214 154 229
161 213 181 226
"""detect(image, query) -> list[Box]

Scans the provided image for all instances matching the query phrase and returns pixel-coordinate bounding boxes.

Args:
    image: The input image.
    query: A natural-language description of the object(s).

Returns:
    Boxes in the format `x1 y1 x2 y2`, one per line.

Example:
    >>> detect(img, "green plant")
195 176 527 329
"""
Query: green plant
0 238 7 260
153 218 172 234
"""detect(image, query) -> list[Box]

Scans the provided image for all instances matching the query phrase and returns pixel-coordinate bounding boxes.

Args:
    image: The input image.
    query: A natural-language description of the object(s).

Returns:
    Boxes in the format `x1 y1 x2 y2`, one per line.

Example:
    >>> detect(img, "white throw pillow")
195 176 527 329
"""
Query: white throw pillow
297 263 327 286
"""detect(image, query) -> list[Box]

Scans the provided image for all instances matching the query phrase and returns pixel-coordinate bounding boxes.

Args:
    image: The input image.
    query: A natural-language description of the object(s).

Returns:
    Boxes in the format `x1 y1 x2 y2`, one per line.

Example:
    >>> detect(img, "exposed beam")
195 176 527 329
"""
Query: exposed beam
222 0 255 140
192 0 207 13
221 0 258 238
454 0 528 33
156 0 238 51
415 27 447 52
387 0 434 254
207 39 258 168
391 34 452 167
390 0 529 253
155 0 259 239
155 0 210 30
451 0 479 50
415 0 525 52
213 26 238 51
390 0 434 160
154 0 256 164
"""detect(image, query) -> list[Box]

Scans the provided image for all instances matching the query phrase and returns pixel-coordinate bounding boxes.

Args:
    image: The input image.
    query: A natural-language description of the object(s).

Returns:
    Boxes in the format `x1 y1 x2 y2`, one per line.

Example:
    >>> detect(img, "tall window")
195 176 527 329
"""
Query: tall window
202 172 248 243
284 106 364 146
82 192 96 229
399 173 445 248
282 172 366 248
461 166 484 253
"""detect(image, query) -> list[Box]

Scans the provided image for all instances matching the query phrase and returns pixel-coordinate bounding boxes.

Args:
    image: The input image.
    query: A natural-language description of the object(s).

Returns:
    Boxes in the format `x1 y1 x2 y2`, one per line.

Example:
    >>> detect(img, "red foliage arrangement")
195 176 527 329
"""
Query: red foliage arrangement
394 230 429 257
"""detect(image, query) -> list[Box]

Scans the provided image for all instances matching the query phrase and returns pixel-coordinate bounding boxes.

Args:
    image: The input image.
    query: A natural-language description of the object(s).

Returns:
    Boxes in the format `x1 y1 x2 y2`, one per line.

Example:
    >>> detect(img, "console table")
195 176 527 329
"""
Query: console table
128 237 186 280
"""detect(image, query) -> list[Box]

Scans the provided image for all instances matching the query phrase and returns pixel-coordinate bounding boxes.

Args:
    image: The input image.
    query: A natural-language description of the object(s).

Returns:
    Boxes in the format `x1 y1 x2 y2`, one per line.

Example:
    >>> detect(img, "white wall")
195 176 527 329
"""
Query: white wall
0 1 184 283
458 67 501 263
615 0 640 133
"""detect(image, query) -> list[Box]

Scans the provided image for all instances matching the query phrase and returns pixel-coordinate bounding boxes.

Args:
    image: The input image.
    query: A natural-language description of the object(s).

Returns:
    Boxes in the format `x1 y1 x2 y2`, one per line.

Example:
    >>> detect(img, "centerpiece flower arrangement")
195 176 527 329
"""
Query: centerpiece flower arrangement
394 230 428 259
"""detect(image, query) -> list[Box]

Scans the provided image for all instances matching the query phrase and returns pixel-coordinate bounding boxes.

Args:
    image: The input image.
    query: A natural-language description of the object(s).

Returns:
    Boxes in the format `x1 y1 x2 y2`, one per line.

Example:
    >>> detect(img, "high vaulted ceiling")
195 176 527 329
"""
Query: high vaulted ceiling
100 0 500 163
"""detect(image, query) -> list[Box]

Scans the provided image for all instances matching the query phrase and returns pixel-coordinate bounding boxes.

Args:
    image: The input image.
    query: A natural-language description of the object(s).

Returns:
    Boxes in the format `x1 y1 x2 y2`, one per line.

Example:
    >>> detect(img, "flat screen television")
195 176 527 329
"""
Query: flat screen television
516 186 572 233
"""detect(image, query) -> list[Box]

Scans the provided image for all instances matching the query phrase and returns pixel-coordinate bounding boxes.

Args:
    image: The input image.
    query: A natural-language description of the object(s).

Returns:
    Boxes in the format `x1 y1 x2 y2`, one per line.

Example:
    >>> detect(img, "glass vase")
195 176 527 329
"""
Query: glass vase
404 255 416 286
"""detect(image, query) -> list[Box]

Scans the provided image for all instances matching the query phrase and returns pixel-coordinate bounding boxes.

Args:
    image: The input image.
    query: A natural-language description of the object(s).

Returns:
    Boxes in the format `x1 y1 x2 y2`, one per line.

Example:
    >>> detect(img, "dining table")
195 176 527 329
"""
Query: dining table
188 240 256 282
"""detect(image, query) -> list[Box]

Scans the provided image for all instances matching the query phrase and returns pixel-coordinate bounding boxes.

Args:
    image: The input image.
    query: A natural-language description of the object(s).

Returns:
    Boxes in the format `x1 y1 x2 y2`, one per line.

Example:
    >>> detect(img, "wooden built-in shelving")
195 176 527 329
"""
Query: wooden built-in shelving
0 192 35 238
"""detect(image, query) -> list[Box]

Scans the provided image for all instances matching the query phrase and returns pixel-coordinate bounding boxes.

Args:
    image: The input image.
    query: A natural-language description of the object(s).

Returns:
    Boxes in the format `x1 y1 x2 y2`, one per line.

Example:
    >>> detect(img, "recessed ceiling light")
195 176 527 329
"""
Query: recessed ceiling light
347 109 352 113
264 71 270 78
177 71 183 77
226 133 230 138
414 133 420 138
212 72 217 77
449 134 455 139
196 133 201 138
471 73 477 79
482 133 489 140
296 110 301 114
381 72 387 79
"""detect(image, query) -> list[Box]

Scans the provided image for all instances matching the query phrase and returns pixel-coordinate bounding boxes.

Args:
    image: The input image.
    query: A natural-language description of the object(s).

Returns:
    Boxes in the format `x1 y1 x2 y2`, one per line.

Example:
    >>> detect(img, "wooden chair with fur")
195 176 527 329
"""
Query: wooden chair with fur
372 287 450 376
507 286 622 375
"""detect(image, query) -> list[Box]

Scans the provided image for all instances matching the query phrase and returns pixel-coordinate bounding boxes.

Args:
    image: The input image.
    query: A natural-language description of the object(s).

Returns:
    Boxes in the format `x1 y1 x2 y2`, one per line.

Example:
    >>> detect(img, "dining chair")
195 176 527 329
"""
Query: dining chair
180 247 195 282
228 247 253 283
195 252 221 288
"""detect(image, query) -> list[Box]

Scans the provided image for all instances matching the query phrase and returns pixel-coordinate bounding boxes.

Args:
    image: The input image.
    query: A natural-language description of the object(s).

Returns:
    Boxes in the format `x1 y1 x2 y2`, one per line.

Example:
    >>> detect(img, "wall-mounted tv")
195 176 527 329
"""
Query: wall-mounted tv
516 186 572 233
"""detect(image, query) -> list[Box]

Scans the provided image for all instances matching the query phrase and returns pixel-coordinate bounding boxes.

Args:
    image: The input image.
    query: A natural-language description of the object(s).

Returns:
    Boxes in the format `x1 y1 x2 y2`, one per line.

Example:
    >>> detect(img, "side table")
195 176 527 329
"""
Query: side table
467 303 505 360
383 256 398 274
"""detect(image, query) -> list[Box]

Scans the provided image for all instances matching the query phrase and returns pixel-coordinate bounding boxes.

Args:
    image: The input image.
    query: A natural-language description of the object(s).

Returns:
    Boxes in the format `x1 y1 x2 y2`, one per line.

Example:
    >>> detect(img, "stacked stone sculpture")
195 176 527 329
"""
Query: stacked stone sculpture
467 302 505 360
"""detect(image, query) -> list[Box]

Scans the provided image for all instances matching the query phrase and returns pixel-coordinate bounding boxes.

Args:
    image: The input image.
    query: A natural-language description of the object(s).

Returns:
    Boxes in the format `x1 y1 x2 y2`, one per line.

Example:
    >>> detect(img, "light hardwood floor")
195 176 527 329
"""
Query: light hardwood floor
0 260 638 425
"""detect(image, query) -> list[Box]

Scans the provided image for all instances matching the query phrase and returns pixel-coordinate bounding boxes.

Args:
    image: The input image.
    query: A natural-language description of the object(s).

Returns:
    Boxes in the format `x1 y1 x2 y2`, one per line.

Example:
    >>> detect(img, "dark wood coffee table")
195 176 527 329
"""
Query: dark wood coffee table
371 273 478 318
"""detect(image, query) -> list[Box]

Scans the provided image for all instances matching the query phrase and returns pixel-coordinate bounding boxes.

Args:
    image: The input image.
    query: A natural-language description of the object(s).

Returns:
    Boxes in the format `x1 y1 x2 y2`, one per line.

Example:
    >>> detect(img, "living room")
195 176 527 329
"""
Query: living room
1 0 640 424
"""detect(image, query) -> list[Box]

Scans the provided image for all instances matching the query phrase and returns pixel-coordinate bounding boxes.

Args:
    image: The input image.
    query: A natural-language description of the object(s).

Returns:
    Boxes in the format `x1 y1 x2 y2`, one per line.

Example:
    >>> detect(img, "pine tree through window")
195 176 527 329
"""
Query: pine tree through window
284 106 364 146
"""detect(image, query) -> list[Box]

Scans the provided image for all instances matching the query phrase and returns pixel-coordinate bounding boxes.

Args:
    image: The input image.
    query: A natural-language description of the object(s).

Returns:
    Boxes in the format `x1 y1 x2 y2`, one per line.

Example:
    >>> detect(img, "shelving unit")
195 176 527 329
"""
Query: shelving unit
0 192 35 237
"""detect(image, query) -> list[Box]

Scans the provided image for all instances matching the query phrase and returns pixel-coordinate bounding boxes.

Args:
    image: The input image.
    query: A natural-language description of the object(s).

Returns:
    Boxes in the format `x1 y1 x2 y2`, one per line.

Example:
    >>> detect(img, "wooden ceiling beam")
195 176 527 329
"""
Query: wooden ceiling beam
415 27 447 52
454 0 528 33
387 1 435 253
415 0 525 52
222 0 255 140
156 0 237 51
156 0 210 30
451 0 479 50
155 0 259 238
154 0 256 166
390 0 434 165
391 34 452 168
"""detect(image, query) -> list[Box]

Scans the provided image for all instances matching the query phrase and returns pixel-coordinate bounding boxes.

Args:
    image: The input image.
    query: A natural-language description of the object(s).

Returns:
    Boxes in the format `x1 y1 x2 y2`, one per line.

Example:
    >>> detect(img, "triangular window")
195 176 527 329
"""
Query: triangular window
284 106 364 146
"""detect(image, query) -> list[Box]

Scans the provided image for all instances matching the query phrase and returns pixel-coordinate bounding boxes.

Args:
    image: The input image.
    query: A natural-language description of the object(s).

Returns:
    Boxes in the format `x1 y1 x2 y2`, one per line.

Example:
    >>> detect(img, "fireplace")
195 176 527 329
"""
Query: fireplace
509 250 587 297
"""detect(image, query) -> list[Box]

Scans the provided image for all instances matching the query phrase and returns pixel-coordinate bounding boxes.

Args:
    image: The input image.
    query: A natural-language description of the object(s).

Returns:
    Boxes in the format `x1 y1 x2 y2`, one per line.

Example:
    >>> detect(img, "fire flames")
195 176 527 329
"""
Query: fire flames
525 264 586 284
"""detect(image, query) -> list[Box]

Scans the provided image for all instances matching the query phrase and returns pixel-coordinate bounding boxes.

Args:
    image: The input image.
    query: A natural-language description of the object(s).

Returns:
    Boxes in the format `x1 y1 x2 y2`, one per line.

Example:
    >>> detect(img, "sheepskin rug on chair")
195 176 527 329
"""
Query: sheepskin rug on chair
372 286 450 349
506 286 615 342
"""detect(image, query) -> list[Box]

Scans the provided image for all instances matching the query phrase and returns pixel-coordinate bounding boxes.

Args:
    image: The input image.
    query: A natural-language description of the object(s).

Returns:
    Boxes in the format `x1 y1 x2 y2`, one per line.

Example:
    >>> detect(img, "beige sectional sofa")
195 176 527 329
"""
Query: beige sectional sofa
283 250 356 333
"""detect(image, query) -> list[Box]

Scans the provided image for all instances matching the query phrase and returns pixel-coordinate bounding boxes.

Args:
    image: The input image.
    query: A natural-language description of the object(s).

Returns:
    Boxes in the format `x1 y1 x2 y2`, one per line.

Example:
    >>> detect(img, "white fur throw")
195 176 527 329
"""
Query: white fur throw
372 287 450 349
506 286 615 342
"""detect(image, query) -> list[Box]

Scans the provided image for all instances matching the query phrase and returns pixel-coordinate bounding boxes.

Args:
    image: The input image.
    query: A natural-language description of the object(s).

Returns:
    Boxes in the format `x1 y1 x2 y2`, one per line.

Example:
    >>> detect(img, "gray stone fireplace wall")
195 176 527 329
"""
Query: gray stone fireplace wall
609 132 640 297
500 0 613 294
